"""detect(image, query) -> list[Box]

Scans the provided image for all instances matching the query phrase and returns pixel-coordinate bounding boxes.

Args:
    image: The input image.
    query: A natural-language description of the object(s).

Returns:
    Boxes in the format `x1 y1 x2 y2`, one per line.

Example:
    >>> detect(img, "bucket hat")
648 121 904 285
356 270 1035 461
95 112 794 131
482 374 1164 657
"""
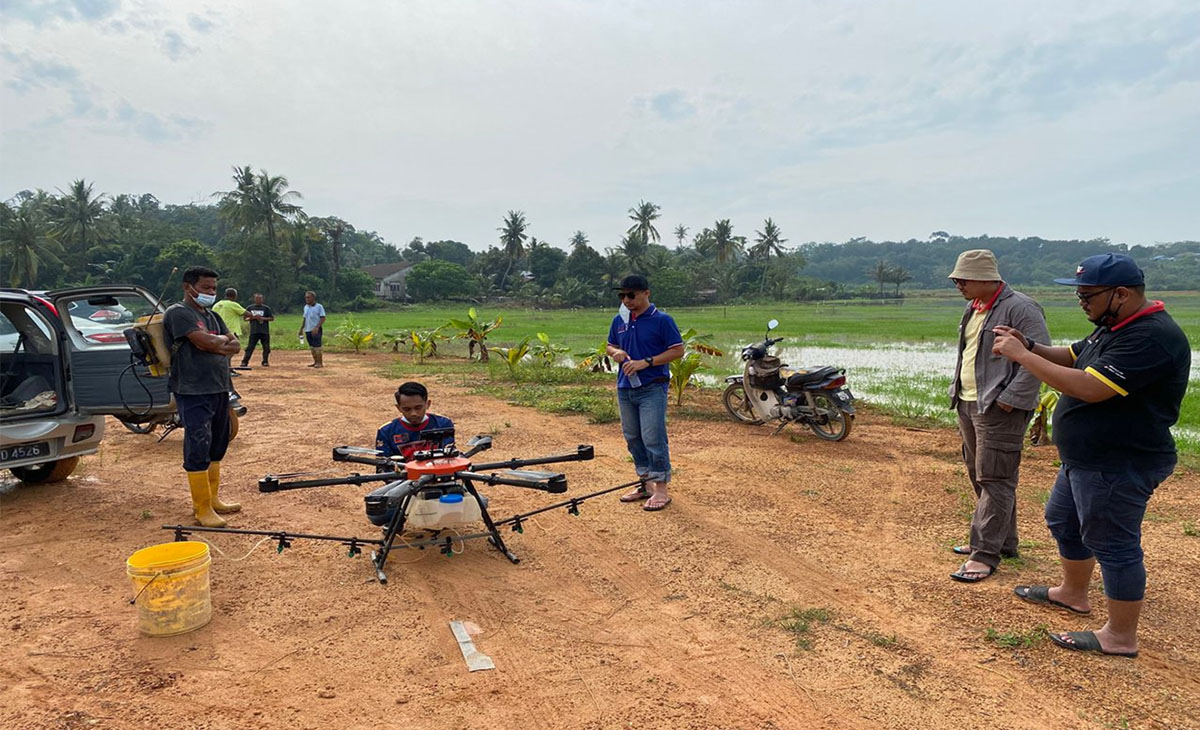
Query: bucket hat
948 250 1001 281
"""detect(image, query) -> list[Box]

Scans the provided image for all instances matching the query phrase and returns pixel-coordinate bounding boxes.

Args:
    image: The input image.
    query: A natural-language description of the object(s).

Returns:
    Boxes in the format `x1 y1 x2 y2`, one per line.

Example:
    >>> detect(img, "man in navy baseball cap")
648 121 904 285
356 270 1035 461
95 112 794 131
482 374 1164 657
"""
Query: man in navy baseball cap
989 252 1190 659
1052 253 1145 327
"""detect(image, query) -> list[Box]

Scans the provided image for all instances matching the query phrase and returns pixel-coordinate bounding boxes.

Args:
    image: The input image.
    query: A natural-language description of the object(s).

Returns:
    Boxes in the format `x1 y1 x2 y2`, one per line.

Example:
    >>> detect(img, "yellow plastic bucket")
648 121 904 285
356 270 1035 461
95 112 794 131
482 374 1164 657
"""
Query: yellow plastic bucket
127 541 212 637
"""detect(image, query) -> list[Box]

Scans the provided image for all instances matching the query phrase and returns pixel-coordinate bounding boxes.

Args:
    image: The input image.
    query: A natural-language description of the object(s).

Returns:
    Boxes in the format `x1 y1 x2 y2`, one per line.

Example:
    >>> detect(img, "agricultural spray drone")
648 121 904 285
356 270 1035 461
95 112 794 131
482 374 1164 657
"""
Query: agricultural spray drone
162 429 643 583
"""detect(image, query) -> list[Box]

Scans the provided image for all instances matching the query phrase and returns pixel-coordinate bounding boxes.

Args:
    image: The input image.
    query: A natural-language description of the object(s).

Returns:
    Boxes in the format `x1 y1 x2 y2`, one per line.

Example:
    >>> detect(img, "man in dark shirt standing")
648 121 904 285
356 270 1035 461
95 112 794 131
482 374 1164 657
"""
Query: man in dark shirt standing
240 293 274 368
993 254 1190 658
163 266 243 528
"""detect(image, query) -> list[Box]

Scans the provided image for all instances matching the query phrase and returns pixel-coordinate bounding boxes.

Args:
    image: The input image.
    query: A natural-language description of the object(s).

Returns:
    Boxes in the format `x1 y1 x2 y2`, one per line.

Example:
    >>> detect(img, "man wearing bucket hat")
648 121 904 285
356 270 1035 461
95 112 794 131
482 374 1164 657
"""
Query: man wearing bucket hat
992 253 1190 658
946 250 1049 583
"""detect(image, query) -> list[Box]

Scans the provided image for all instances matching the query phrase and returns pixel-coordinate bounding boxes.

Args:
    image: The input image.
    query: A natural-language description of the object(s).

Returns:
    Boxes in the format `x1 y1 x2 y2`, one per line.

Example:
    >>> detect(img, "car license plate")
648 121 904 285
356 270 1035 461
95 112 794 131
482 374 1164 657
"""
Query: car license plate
0 441 50 463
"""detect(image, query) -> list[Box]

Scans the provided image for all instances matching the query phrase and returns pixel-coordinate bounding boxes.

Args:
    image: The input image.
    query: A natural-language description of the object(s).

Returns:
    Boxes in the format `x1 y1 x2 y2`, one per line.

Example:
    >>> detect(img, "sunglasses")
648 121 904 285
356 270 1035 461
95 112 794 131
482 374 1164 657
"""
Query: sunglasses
951 278 966 286
1075 287 1116 302
617 291 639 299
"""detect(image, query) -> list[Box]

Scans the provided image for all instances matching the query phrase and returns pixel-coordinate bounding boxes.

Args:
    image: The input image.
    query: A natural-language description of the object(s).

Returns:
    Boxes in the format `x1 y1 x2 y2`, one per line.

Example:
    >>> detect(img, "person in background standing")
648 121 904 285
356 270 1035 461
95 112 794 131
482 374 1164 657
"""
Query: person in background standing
212 288 246 343
299 290 326 368
241 292 274 367
946 250 1050 583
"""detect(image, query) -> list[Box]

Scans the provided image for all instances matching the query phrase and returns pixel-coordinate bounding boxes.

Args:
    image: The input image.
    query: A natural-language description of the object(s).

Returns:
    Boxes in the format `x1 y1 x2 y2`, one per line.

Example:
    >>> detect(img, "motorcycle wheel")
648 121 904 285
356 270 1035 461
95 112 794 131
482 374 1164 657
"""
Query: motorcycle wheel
722 383 764 424
808 392 852 441
120 420 157 435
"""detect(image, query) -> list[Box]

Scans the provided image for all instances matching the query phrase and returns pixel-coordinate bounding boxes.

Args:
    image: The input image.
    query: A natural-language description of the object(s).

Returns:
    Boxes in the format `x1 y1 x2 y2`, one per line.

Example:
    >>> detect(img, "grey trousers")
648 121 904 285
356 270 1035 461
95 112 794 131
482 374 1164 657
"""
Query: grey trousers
956 400 1034 569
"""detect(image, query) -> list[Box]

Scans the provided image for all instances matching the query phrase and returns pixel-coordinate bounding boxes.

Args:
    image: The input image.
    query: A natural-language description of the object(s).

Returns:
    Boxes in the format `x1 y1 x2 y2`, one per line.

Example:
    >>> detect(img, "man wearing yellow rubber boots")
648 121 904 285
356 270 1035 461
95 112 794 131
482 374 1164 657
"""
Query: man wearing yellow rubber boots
163 266 242 527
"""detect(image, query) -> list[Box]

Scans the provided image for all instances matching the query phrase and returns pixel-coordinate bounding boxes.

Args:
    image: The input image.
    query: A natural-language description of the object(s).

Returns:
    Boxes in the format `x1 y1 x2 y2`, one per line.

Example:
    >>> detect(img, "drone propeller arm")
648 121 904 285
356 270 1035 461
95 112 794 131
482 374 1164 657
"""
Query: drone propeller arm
258 470 406 493
470 445 594 472
458 470 568 493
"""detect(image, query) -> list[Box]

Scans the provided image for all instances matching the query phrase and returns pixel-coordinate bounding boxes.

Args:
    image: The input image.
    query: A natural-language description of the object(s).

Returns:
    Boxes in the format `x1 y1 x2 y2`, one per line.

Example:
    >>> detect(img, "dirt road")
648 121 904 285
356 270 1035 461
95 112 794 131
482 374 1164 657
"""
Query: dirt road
2 352 1197 730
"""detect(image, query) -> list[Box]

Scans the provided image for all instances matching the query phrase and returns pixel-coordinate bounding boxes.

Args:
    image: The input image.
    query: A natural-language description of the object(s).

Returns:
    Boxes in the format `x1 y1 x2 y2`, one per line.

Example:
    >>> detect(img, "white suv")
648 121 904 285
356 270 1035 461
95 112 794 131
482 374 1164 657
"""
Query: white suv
1 289 106 483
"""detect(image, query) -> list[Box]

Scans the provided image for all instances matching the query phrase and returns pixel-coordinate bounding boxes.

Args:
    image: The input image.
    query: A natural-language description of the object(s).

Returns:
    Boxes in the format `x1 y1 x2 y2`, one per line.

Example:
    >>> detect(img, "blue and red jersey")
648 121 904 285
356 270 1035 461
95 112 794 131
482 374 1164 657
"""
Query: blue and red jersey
375 413 455 460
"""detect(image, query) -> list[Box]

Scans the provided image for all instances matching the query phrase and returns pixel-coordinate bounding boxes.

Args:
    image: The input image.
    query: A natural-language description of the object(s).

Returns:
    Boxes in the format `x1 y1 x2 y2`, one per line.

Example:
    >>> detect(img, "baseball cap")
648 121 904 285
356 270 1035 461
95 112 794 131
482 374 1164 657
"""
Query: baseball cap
613 274 650 291
1053 253 1144 287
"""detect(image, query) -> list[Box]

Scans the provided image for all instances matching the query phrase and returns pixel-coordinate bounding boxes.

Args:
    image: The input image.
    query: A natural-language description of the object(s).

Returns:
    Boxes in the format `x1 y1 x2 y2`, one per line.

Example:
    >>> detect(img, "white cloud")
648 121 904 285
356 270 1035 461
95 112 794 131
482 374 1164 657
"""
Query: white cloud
1 0 1196 248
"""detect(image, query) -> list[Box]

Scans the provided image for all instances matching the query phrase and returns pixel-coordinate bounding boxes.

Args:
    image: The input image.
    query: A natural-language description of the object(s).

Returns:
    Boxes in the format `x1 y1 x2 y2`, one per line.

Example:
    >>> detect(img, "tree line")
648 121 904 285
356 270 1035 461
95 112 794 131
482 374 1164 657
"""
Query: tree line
4 170 1196 311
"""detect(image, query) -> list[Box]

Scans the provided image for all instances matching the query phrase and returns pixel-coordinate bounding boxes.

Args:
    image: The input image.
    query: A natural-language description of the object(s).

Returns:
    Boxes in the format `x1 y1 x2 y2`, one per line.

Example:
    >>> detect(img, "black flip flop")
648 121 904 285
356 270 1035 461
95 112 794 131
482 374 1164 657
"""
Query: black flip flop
1013 585 1091 615
953 545 1019 558
950 563 994 583
1048 630 1137 658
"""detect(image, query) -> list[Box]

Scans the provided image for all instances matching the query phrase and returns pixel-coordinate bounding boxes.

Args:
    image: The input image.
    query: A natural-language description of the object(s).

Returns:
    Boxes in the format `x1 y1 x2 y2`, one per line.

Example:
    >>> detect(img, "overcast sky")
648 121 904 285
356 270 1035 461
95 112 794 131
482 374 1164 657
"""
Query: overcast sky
2 0 1197 251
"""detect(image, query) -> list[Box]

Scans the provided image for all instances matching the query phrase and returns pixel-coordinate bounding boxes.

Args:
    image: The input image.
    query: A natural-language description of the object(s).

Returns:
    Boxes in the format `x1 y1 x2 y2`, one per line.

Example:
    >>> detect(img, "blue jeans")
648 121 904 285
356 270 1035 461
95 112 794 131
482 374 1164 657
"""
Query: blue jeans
1045 462 1175 601
617 386 671 484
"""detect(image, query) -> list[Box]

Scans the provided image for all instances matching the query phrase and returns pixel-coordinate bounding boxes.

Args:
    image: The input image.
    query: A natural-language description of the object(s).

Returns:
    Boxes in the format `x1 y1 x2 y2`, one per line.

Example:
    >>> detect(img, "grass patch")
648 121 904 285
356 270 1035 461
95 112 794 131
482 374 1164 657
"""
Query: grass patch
984 624 1048 649
1183 521 1198 537
774 607 833 650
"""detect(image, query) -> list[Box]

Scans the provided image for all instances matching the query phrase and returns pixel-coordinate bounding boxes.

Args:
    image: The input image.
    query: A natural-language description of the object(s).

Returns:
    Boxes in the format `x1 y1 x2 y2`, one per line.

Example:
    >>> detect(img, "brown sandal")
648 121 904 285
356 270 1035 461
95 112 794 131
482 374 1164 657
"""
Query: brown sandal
620 486 650 502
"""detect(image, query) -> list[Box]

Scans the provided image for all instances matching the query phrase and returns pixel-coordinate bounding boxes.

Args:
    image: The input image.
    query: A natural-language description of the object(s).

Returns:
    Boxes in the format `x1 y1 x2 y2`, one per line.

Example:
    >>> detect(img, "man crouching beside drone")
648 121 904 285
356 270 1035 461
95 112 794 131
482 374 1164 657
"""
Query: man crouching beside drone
376 381 455 463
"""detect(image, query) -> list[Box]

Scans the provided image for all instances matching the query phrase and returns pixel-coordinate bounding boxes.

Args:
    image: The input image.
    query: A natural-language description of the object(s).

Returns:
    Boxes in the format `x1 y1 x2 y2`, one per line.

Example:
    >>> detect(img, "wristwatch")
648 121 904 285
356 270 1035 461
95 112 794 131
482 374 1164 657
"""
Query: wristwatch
644 356 654 366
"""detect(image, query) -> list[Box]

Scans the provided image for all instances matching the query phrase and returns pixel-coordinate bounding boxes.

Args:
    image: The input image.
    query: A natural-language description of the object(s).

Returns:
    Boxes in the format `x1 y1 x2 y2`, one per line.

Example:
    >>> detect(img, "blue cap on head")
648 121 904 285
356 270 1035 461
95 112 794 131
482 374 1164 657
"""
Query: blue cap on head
1053 253 1144 287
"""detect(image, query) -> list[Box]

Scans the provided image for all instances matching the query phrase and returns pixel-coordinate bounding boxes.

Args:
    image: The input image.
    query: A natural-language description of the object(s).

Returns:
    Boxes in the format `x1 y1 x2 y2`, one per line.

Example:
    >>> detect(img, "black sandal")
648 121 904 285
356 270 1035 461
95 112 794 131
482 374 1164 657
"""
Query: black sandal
950 563 994 583
1013 585 1091 615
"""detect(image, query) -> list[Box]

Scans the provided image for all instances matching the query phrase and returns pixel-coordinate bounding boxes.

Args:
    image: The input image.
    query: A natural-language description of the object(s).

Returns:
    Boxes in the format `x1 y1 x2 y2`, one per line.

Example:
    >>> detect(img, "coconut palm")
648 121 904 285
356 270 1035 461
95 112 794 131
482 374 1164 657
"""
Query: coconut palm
673 224 688 248
313 216 354 295
627 200 661 243
749 218 788 293
618 230 650 273
2 200 64 287
709 219 744 266
55 179 107 261
569 230 589 249
497 210 528 290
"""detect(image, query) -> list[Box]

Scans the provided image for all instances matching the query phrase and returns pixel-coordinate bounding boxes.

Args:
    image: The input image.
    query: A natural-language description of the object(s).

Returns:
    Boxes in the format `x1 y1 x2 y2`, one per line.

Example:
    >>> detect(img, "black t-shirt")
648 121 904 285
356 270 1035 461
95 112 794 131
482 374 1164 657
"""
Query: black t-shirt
163 302 232 396
246 304 273 336
1052 305 1190 470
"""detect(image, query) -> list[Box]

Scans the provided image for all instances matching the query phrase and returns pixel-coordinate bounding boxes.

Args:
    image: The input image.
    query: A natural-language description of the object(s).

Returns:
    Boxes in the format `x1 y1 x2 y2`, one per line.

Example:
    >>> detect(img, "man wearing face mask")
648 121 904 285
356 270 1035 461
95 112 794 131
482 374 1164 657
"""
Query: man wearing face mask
992 253 1190 659
162 266 243 527
375 381 455 461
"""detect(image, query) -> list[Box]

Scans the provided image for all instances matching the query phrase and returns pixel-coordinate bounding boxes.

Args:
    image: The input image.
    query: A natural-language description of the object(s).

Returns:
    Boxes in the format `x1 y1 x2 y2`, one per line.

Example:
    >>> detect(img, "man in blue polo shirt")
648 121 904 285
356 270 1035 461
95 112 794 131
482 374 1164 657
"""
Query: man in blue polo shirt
376 381 455 460
992 253 1190 659
606 275 685 511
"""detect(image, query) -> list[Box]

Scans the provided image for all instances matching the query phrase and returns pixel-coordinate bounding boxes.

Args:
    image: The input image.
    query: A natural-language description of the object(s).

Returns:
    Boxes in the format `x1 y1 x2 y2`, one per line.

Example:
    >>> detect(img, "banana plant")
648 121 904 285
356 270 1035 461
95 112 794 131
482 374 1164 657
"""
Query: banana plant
380 329 412 353
448 307 502 362
409 327 448 362
492 336 532 378
530 332 569 367
1028 385 1060 446
574 342 613 372
669 329 725 406
334 316 376 354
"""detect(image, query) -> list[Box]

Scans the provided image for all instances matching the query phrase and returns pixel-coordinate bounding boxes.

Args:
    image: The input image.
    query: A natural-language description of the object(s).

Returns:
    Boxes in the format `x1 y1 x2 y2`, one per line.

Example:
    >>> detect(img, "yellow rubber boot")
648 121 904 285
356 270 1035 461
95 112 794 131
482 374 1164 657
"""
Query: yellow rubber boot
188 470 226 527
208 462 241 514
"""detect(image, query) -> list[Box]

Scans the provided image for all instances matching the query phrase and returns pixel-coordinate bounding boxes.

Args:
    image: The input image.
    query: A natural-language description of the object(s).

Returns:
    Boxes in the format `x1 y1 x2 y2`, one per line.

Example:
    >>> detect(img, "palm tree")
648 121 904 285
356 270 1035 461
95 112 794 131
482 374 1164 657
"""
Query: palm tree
618 230 650 273
749 218 788 294
709 219 743 266
869 260 891 296
497 210 528 290
569 230 589 249
253 170 303 254
56 179 107 259
313 216 354 295
673 224 688 249
2 200 64 287
627 200 661 243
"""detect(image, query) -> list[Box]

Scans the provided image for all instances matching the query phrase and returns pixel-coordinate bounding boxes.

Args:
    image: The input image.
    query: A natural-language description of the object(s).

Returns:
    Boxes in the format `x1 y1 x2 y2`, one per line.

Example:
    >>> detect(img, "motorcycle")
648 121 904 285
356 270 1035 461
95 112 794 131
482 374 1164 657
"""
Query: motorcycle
119 383 247 442
721 319 855 441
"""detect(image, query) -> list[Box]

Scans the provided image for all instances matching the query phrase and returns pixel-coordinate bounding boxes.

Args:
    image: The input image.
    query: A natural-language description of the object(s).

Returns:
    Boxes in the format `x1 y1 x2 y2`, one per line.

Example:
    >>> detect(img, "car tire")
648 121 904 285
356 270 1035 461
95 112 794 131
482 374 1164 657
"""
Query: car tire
10 456 81 484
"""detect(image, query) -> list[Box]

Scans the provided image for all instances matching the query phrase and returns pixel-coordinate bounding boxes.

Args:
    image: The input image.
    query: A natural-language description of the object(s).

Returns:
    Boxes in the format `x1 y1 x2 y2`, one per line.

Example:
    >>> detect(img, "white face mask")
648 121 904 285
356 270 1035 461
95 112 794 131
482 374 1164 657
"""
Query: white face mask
619 303 631 324
399 414 425 425
194 291 217 308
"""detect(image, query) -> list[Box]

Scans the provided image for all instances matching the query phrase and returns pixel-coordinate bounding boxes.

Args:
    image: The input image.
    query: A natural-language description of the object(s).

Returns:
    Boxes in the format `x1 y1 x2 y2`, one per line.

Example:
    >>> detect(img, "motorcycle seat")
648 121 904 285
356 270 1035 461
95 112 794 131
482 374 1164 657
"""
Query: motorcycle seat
786 366 839 388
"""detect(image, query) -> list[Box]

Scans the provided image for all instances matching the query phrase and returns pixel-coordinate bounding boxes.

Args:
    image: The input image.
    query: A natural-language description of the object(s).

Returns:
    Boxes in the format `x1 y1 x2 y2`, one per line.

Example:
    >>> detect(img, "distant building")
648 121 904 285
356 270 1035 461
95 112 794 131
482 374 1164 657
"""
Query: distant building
363 262 414 300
